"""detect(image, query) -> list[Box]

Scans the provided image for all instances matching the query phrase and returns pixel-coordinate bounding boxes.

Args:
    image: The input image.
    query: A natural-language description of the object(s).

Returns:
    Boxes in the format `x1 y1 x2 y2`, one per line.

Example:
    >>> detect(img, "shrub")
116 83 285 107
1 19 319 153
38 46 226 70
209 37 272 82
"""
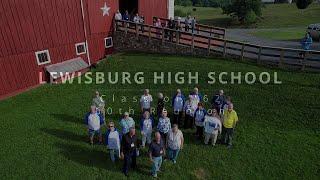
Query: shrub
244 10 257 24
222 0 262 24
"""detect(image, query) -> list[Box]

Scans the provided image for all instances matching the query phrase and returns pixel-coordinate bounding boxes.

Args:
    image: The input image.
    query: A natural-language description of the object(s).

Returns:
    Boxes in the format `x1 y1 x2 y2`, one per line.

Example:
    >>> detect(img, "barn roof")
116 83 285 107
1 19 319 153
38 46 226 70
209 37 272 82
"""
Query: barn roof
45 57 89 79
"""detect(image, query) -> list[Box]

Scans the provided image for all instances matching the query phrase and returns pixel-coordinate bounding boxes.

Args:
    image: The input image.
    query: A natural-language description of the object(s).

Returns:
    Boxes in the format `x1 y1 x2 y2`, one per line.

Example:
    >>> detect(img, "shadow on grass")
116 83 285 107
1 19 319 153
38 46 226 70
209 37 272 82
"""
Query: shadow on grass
50 113 83 125
41 128 86 143
55 143 122 172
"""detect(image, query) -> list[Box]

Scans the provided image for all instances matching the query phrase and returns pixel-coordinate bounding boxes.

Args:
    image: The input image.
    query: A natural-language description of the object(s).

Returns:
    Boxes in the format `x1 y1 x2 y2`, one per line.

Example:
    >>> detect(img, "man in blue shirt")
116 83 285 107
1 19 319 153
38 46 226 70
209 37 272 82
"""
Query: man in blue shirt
149 132 165 178
172 89 185 127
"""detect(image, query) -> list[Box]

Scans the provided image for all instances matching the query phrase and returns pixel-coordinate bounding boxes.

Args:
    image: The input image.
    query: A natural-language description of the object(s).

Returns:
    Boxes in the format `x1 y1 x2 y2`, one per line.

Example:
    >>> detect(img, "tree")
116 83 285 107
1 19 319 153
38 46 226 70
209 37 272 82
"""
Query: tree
296 0 313 9
222 0 262 24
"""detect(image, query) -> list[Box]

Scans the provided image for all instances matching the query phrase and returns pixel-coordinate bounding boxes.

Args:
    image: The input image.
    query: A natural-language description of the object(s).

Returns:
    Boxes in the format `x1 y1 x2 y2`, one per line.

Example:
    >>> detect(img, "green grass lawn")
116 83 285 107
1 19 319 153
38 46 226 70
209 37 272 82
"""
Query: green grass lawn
0 53 320 179
175 3 320 29
251 28 306 41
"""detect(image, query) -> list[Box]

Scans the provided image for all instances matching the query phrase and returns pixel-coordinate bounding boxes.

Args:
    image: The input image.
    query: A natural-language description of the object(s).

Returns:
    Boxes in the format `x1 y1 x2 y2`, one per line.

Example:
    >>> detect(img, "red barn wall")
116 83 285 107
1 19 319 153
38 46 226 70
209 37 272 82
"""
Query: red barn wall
139 0 169 24
0 0 91 99
0 0 168 99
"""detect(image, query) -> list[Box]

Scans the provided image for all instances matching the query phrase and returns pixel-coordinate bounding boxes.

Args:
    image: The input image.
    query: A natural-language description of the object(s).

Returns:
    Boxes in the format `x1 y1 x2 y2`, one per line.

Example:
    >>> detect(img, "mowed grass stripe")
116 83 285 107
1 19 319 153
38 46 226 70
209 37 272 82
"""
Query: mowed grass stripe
0 53 319 179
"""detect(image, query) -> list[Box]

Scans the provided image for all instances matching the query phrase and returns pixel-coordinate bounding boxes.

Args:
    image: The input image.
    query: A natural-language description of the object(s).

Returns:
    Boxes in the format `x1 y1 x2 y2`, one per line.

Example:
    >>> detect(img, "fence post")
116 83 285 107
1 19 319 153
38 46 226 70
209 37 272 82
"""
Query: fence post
192 34 195 55
207 37 211 56
279 49 284 68
301 51 307 71
135 23 139 37
114 19 117 32
176 30 180 45
162 27 165 44
148 26 151 41
125 22 128 35
241 43 245 61
257 47 262 64
223 40 227 57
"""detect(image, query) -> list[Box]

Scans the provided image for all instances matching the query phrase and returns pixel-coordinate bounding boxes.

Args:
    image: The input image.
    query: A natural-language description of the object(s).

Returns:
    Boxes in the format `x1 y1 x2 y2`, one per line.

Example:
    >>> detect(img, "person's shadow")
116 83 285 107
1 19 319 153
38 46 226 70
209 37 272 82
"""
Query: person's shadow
50 113 84 125
54 143 122 171
40 128 86 143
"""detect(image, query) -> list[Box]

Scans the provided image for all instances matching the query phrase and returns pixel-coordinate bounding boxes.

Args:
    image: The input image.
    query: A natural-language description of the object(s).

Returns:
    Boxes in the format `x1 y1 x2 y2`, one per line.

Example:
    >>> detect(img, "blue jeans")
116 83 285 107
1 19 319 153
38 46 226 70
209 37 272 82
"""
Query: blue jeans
168 148 180 161
109 149 119 162
152 156 163 176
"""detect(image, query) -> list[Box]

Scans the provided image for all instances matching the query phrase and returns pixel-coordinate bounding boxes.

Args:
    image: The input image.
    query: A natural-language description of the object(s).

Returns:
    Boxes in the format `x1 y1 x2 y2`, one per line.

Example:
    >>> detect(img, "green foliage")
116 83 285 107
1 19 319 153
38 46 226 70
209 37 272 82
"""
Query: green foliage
175 0 228 8
222 0 262 24
174 9 192 17
244 10 257 24
296 0 313 9
176 3 320 28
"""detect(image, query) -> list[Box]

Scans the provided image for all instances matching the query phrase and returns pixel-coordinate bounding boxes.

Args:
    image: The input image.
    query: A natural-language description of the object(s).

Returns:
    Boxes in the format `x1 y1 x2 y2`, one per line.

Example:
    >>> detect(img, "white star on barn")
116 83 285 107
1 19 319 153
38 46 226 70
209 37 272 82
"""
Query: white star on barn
101 2 110 16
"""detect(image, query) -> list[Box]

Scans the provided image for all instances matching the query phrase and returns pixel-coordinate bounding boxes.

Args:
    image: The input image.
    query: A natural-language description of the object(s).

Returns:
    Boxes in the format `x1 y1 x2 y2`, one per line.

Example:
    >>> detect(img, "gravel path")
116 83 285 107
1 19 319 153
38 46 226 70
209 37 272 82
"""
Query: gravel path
226 28 320 51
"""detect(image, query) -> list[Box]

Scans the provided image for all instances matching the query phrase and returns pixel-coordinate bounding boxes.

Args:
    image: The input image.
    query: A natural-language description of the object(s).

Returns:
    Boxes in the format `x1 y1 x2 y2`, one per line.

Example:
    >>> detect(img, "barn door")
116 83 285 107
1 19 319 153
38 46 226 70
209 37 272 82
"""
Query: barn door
119 0 138 19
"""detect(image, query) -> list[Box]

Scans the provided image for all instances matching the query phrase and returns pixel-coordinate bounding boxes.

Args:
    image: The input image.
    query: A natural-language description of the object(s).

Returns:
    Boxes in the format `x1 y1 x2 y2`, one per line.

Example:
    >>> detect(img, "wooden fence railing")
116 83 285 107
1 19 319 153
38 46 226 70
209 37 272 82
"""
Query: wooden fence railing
114 20 320 71
155 17 226 39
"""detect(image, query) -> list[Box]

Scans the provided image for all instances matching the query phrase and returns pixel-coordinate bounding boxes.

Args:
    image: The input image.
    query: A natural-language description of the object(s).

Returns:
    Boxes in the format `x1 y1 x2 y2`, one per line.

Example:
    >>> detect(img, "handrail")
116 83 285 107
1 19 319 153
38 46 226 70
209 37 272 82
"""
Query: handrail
154 17 226 38
114 19 320 71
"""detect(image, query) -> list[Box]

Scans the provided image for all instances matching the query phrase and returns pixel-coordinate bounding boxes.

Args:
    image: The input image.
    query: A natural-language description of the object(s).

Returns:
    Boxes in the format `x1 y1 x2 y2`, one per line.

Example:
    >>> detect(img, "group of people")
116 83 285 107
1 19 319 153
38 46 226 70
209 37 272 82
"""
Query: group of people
86 87 239 177
115 10 145 25
114 9 198 41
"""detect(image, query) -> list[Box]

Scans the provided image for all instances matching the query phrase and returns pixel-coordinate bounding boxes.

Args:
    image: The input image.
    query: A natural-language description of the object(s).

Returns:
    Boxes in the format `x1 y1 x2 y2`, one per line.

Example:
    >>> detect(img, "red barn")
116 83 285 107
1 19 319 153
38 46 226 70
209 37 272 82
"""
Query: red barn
0 0 174 99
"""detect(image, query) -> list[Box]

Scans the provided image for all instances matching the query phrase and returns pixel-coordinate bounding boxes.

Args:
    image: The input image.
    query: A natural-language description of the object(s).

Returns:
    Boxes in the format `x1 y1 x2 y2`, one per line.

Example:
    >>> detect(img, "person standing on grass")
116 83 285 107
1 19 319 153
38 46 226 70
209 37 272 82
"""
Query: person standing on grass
222 103 239 149
184 96 195 129
149 132 165 178
172 89 185 127
300 32 313 59
190 87 203 111
92 91 105 118
221 96 232 116
140 111 154 148
84 105 105 145
194 103 207 139
157 109 171 145
167 124 184 164
120 112 135 135
204 109 222 147
121 127 138 177
105 122 121 162
140 89 153 113
157 93 165 118
211 89 226 115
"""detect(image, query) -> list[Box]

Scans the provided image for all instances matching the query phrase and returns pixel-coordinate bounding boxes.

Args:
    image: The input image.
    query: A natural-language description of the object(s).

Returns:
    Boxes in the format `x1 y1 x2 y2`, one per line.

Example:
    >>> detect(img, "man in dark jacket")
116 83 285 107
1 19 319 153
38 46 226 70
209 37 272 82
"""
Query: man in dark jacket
121 127 138 177
211 89 225 115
